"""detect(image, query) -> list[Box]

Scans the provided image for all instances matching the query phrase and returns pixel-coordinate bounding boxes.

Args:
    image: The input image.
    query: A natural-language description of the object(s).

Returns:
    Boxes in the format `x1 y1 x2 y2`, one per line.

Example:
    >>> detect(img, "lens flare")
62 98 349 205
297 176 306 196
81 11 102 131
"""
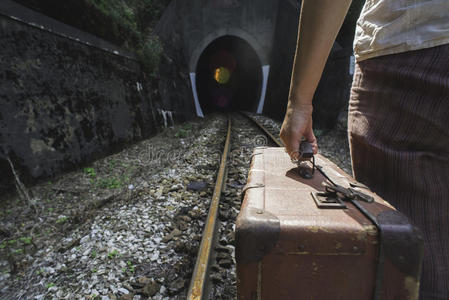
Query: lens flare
213 67 230 84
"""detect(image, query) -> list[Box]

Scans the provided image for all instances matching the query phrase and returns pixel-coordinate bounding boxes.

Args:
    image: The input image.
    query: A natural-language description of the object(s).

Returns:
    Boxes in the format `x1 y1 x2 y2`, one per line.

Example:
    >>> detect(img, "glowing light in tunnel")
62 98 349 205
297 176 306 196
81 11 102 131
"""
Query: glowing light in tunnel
213 67 230 84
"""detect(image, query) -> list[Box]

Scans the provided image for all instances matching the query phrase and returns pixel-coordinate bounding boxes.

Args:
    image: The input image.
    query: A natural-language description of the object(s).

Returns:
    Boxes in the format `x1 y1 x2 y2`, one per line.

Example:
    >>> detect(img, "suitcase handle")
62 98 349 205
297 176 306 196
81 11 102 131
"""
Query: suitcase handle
291 141 315 179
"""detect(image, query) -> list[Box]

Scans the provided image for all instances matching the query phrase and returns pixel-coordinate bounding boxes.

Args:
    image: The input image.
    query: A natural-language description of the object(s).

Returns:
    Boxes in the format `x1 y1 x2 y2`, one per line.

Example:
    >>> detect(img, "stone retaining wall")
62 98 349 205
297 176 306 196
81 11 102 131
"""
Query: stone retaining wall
0 12 158 192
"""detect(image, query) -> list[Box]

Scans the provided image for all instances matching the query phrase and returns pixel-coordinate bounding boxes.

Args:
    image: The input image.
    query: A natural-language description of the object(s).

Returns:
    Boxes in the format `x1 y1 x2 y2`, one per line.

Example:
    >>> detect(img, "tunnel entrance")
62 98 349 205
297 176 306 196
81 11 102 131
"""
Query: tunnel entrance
195 35 262 114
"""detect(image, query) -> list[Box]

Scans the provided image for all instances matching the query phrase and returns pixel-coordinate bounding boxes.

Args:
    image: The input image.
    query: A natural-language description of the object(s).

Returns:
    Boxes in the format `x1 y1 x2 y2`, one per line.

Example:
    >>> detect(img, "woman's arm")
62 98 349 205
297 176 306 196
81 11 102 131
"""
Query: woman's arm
280 0 352 159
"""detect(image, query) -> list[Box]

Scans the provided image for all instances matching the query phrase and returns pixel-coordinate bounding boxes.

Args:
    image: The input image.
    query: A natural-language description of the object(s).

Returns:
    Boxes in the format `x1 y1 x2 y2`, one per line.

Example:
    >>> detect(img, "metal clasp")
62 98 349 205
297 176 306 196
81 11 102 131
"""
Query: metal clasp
312 191 347 209
312 183 374 209
324 183 374 203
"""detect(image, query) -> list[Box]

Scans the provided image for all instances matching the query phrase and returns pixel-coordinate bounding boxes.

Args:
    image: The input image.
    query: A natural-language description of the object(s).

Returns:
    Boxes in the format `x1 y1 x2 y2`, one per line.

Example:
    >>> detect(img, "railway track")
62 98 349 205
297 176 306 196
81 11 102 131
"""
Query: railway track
187 117 232 299
241 112 283 147
187 113 283 299
2 112 350 299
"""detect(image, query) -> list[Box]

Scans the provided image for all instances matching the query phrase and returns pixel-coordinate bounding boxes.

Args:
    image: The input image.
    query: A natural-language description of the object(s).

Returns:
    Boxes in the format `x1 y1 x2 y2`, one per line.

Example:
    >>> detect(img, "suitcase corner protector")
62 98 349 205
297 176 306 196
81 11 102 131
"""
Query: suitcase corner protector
235 208 280 264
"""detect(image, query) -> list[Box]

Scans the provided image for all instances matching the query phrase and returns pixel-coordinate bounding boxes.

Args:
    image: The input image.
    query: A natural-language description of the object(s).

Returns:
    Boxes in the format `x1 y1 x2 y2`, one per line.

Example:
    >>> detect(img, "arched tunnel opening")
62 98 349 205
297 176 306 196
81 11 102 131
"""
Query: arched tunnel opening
195 35 262 114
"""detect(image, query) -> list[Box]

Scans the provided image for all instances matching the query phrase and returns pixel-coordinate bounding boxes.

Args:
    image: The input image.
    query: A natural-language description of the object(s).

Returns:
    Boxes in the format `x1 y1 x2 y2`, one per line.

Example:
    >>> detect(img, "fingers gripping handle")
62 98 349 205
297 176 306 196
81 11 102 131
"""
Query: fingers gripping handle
291 141 315 179
299 140 314 161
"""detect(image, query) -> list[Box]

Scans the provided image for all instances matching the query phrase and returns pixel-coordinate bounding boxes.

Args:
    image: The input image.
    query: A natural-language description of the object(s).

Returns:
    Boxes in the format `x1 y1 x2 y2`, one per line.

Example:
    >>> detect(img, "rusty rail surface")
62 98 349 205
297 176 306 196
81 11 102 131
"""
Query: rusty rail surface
187 117 232 300
187 114 282 299
240 112 284 147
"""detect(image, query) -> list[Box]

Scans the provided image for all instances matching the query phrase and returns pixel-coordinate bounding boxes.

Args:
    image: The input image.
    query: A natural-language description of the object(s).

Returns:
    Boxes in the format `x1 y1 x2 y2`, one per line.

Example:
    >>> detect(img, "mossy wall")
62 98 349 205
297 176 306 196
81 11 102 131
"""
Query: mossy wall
0 14 157 192
14 0 170 74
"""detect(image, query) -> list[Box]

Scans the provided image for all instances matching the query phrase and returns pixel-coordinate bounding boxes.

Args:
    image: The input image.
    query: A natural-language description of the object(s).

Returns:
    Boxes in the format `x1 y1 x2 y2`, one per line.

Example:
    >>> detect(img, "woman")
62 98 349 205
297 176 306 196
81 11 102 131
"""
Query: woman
280 1 449 299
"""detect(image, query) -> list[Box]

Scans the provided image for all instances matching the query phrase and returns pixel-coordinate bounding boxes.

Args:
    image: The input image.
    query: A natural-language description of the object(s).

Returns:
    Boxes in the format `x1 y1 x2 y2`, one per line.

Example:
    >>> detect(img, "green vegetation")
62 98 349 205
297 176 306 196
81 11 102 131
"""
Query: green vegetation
12 249 24 254
56 216 68 224
83 167 97 178
97 177 122 189
0 236 34 259
15 0 170 75
127 260 135 272
176 123 193 138
137 35 163 75
108 159 117 170
19 236 32 244
99 173 130 189
83 164 130 189
1 236 32 247
175 128 188 138
108 249 119 258
46 283 55 289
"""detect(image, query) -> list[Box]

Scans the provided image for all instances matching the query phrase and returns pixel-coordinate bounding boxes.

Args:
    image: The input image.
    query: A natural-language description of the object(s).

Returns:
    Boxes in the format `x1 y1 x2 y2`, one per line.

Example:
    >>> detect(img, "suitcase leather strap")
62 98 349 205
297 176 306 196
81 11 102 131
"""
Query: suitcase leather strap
313 164 423 300
241 183 265 203
242 183 265 194
314 164 385 300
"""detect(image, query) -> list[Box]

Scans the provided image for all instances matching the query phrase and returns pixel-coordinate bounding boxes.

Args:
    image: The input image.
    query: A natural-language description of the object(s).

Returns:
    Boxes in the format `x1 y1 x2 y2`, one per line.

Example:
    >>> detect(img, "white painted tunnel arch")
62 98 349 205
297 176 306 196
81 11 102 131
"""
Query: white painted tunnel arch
257 65 270 114
189 72 204 117
189 29 270 117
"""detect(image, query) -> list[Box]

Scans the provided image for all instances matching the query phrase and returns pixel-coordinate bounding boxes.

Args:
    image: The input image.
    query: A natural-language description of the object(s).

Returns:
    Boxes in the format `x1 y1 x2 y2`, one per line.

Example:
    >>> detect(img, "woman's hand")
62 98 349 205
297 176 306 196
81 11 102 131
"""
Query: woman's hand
280 103 317 160
279 0 352 160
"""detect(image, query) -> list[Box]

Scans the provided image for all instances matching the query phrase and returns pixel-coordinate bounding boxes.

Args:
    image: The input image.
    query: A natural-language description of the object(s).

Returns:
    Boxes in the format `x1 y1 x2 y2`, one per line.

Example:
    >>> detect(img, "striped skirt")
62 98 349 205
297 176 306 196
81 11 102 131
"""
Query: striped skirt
348 44 449 300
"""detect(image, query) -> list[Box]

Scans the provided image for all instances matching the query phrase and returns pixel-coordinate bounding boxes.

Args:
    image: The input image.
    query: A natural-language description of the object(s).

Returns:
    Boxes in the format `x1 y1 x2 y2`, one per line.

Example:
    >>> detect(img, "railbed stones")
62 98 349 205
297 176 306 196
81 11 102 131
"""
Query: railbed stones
0 113 351 299
162 228 182 243
140 279 160 297
208 114 276 299
186 181 208 191
0 115 227 299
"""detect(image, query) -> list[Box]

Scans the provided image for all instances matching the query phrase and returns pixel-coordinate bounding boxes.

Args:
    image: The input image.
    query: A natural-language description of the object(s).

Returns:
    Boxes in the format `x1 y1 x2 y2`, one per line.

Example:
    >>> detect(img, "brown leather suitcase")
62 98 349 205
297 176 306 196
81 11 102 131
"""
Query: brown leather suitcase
236 147 424 300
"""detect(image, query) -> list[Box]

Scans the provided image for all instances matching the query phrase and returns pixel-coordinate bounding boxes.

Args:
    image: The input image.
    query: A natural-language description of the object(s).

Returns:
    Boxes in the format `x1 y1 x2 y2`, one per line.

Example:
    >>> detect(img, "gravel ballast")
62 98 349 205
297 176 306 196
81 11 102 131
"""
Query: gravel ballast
0 112 351 300
1 115 227 299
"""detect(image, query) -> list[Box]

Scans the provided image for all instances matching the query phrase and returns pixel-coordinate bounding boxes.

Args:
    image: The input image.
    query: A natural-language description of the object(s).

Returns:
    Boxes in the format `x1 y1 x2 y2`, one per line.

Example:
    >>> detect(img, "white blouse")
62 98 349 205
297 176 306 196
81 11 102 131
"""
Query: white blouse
353 0 449 61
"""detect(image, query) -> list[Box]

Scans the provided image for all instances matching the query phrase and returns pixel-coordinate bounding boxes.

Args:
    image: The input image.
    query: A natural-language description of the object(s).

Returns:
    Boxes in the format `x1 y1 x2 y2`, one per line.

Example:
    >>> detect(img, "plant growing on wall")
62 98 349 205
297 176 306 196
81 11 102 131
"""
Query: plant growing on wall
137 34 163 75
14 0 171 74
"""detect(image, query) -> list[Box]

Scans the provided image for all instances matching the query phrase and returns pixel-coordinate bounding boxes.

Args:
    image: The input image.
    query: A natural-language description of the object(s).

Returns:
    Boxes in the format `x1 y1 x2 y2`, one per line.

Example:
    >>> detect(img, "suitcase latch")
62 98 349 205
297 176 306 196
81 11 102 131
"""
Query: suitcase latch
324 183 374 203
312 191 347 209
312 183 374 209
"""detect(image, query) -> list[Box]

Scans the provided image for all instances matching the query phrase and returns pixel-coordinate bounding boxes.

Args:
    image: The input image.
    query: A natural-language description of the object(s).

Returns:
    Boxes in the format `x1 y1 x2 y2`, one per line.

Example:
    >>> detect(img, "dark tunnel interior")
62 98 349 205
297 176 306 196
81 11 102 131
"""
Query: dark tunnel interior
195 35 262 114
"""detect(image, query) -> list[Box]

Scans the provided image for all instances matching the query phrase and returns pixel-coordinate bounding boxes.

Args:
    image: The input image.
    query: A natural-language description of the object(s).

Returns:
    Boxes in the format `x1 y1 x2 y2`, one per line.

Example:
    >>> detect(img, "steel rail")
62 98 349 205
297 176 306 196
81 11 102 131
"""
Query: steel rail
187 117 232 300
240 112 284 147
